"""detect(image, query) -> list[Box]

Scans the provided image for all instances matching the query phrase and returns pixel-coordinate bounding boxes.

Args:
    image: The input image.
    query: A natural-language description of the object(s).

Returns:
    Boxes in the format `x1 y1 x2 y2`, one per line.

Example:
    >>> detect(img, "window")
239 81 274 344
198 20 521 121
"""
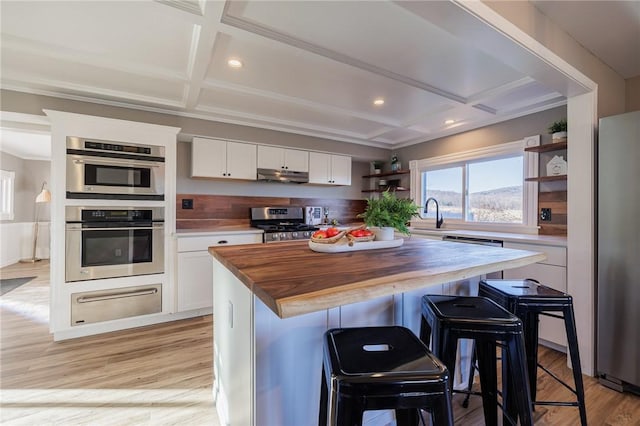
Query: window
0 170 15 220
414 138 537 231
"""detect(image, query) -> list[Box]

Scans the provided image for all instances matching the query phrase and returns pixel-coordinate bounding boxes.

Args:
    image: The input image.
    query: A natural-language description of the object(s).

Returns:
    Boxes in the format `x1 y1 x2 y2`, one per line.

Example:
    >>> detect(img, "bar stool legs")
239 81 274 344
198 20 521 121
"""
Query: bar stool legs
420 295 534 426
479 279 588 426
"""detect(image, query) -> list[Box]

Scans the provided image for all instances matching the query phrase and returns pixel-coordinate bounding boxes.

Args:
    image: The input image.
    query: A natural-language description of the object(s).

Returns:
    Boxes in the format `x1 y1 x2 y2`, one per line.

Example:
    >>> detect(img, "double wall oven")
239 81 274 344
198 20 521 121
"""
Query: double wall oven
64 136 167 327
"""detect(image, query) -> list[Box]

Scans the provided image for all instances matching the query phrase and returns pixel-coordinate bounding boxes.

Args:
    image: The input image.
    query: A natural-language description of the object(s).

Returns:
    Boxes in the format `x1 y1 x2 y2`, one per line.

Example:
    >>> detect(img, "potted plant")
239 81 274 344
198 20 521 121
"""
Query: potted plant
371 160 383 174
548 118 567 142
357 191 420 240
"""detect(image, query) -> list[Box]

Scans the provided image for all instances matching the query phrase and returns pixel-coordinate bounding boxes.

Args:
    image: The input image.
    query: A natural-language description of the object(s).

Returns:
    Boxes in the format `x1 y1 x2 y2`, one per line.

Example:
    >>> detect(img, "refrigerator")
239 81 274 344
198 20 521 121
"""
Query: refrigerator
597 110 640 394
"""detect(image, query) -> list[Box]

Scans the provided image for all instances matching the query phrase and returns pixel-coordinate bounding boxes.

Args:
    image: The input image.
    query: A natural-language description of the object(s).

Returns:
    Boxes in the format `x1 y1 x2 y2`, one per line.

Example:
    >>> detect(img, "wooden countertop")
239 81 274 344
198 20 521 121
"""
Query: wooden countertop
209 238 546 319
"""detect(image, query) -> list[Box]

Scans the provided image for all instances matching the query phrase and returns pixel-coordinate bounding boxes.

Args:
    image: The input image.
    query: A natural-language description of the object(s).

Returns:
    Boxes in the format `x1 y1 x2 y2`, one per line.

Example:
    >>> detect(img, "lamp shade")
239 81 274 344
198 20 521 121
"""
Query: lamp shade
35 188 51 203
35 182 51 203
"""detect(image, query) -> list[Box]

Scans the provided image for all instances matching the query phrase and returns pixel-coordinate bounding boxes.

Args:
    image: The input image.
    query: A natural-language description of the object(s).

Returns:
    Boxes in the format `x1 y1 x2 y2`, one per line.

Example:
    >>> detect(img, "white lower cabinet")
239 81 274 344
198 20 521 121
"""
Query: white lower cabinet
502 242 568 349
176 233 262 312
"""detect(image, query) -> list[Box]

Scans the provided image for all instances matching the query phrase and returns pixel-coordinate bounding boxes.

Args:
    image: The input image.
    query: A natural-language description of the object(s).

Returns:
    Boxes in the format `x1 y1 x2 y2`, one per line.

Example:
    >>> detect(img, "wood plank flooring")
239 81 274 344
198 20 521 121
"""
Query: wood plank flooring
2 261 639 425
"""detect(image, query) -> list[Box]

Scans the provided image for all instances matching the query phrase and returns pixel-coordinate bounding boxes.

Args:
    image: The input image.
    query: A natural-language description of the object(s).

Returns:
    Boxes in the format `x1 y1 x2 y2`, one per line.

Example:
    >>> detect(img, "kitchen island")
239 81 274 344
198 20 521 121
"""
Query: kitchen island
208 238 545 426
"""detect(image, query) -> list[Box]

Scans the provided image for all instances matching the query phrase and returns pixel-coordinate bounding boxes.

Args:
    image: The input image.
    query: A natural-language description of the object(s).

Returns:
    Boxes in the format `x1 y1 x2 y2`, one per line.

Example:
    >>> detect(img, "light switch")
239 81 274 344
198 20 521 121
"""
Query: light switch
540 208 552 221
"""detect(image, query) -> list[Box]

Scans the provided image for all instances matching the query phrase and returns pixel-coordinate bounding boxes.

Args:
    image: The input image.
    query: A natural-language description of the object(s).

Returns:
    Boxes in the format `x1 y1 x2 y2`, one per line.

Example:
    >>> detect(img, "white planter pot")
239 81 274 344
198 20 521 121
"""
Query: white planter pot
372 226 395 241
552 131 567 141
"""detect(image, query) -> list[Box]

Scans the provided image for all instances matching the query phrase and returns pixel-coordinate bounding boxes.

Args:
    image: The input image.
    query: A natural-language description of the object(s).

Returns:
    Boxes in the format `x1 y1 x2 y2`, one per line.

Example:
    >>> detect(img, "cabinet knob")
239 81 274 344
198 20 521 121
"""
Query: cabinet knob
217 240 228 244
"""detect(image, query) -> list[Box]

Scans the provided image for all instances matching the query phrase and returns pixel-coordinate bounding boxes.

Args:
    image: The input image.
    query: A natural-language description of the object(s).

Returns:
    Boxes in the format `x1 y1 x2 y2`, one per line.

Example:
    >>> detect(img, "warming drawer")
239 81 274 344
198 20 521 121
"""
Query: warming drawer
71 284 161 326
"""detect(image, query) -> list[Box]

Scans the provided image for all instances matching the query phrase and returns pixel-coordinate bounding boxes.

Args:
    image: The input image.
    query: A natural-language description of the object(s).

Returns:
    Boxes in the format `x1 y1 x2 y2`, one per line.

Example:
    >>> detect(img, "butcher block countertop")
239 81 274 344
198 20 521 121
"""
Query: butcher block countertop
208 238 546 319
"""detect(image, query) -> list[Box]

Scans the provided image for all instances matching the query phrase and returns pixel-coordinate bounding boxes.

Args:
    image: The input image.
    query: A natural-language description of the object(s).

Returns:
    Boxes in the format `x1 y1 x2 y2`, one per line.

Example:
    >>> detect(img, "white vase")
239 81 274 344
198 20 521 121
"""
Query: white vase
373 226 395 241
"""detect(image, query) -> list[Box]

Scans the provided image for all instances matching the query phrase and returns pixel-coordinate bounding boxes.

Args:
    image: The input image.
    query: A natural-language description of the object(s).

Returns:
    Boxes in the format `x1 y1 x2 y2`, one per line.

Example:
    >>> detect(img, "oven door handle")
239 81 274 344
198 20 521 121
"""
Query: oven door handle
76 288 158 303
66 225 164 231
73 158 161 168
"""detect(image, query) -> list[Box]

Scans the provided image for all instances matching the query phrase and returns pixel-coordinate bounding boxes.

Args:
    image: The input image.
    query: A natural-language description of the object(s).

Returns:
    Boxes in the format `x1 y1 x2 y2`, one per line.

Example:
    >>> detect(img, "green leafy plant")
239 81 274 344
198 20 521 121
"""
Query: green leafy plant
548 118 567 134
357 191 420 235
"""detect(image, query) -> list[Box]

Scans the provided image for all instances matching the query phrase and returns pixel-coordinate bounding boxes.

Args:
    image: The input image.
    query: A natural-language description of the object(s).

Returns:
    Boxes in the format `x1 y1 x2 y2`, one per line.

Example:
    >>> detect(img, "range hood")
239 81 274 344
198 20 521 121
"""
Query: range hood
257 168 309 184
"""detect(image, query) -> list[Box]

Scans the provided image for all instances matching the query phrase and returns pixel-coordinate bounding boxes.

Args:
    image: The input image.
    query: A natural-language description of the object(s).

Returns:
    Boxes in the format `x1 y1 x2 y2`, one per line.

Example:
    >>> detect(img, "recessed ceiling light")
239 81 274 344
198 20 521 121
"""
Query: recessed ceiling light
373 98 385 106
444 119 455 125
227 58 243 68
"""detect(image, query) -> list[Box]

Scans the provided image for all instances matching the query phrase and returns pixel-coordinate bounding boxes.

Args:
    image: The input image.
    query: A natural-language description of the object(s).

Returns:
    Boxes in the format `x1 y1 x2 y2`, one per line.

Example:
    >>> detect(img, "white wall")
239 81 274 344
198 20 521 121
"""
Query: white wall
0 222 50 267
0 151 51 266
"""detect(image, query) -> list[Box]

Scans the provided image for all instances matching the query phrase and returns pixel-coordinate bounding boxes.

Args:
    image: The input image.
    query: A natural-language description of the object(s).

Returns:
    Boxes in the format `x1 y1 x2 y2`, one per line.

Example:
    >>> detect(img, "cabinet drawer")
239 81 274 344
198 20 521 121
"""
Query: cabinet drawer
177 234 262 252
504 242 566 267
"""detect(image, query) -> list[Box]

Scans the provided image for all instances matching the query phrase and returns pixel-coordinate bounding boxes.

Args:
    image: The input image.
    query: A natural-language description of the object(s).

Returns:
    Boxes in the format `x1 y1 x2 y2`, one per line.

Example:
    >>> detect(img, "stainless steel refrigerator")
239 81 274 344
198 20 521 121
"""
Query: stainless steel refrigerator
597 110 640 394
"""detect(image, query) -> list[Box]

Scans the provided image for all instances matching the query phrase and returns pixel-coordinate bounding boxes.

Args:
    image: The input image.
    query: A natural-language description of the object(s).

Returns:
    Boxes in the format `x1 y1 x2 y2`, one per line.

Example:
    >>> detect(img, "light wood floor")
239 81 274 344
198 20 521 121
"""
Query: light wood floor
1 261 639 425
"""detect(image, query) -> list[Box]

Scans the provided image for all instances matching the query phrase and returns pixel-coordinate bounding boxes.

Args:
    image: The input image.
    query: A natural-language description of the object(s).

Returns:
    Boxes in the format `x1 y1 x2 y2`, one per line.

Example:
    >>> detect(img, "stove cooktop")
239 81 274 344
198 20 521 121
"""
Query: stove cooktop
255 223 318 232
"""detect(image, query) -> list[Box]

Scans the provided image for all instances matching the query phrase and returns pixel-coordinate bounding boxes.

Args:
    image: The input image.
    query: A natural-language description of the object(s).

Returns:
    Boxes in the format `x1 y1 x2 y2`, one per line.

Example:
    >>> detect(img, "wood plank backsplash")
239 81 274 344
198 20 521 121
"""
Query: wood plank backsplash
176 194 367 229
538 190 567 235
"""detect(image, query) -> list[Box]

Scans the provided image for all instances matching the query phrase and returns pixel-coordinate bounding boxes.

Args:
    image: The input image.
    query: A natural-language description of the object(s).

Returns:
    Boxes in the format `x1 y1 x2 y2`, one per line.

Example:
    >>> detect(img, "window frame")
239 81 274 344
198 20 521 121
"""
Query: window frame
409 137 539 233
0 169 16 221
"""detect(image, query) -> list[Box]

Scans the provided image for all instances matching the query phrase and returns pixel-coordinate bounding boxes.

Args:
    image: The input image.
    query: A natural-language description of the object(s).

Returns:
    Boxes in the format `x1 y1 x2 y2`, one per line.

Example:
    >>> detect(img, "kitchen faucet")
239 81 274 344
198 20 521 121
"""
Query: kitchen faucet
424 197 444 229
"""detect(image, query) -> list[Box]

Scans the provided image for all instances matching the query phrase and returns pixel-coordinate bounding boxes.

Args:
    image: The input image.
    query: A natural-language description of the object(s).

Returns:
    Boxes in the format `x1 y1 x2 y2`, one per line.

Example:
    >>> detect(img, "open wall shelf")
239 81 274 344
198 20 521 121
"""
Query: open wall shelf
524 141 567 153
525 175 567 182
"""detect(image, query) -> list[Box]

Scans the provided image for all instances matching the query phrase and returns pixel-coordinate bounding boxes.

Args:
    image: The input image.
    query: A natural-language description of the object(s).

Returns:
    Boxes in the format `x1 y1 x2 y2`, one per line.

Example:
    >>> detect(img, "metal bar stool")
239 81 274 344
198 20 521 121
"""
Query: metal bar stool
318 326 454 426
477 278 588 425
420 294 534 426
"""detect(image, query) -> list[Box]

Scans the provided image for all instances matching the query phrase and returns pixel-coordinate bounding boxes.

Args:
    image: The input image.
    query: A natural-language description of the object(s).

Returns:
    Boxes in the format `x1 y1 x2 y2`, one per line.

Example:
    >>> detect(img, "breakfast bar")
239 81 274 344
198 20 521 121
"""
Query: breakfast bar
209 238 546 426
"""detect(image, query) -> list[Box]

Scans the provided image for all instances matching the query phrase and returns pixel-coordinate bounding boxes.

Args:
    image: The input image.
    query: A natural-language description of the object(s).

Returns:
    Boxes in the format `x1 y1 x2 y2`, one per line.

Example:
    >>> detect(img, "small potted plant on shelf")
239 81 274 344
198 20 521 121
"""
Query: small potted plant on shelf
357 191 420 240
371 160 383 174
548 118 567 142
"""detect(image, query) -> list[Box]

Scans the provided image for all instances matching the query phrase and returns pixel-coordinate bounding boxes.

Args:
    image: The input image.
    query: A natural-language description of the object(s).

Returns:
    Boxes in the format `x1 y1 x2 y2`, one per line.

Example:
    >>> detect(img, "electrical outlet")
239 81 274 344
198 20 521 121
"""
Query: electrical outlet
540 208 552 221
182 199 193 209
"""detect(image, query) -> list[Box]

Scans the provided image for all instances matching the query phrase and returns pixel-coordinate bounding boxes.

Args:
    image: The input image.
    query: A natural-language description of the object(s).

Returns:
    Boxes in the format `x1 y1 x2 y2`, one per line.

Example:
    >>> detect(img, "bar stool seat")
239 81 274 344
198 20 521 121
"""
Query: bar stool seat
318 326 453 426
420 294 534 426
479 279 587 426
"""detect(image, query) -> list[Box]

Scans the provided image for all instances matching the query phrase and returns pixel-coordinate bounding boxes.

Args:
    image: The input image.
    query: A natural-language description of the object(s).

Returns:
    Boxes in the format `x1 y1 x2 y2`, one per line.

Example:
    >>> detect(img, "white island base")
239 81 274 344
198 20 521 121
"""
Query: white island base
212 258 480 426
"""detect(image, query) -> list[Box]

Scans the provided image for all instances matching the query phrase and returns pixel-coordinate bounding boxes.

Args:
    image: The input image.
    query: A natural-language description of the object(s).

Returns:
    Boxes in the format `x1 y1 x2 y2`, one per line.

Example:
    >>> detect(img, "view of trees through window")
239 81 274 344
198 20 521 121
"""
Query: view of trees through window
421 156 523 224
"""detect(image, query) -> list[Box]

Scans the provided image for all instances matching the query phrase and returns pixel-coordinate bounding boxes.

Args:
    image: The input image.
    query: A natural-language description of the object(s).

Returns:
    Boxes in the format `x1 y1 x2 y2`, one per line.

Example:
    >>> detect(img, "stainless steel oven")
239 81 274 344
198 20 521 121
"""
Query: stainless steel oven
66 136 165 200
65 207 164 282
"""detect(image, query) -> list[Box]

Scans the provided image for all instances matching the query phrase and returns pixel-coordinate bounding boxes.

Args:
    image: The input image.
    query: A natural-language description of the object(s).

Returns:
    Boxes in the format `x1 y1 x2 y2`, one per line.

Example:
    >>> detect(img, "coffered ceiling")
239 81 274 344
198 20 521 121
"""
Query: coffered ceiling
1 1 590 151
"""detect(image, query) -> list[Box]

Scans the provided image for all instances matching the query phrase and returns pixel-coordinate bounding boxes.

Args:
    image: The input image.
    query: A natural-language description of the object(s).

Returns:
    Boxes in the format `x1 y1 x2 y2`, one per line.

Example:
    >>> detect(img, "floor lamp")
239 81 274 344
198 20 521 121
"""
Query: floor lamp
20 181 51 263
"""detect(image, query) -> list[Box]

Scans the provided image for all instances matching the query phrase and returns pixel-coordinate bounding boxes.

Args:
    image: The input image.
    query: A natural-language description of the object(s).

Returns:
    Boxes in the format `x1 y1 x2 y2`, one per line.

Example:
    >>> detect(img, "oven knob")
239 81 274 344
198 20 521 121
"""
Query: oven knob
291 232 298 238
304 231 311 238
271 234 279 241
280 233 287 240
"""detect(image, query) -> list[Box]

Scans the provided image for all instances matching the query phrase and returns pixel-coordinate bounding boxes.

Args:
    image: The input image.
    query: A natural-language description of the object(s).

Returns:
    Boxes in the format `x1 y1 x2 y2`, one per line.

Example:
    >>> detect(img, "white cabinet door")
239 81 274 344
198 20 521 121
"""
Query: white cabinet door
176 233 262 313
213 260 253 426
330 154 351 185
502 242 568 349
258 146 309 172
177 251 213 312
284 148 309 172
191 137 227 178
308 152 351 185
257 145 283 170
339 295 395 327
226 141 257 180
308 152 331 184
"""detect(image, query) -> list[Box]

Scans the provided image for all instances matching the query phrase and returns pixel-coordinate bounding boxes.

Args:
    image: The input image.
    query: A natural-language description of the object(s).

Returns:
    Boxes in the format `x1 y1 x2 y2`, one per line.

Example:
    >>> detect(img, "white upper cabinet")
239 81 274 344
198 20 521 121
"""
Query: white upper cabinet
257 145 309 172
308 152 351 185
191 137 257 180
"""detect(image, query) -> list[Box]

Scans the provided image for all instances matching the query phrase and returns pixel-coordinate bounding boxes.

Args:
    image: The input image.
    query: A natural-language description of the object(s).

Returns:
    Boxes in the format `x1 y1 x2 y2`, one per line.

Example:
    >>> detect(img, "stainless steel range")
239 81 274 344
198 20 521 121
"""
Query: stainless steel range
250 206 319 243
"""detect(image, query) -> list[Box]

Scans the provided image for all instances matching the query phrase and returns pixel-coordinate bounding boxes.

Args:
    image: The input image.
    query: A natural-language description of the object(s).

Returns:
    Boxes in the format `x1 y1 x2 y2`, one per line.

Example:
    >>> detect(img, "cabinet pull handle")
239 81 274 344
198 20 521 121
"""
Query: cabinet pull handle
77 288 157 303
217 240 228 244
